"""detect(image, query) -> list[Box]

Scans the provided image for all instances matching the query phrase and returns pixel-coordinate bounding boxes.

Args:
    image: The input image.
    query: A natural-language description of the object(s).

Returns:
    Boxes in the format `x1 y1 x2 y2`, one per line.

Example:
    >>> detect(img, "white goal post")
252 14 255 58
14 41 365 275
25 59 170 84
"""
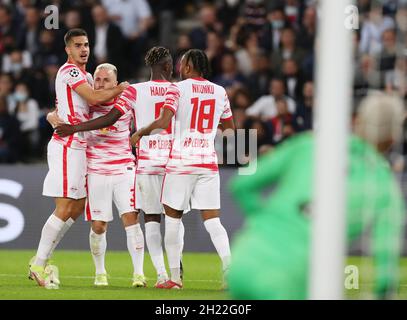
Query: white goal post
309 0 355 300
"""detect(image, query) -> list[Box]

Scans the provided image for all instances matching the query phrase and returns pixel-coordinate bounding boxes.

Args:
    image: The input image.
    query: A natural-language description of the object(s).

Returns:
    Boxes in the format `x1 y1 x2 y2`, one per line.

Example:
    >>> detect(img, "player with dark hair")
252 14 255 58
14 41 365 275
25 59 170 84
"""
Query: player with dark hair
28 28 129 289
128 49 235 289
56 46 185 287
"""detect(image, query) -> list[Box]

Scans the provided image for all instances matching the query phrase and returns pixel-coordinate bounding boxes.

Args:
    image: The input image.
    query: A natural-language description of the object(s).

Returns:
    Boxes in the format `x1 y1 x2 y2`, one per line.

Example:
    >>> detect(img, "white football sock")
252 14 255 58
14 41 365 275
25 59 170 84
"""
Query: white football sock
164 216 182 282
89 229 107 275
179 220 185 256
204 218 231 271
47 217 75 260
34 214 65 267
125 224 145 276
145 221 167 277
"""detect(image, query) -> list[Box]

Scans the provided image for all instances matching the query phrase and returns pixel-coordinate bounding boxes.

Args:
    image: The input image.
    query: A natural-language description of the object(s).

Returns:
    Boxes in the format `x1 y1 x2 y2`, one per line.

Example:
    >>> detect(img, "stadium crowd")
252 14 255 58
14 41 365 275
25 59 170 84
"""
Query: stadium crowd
0 0 405 164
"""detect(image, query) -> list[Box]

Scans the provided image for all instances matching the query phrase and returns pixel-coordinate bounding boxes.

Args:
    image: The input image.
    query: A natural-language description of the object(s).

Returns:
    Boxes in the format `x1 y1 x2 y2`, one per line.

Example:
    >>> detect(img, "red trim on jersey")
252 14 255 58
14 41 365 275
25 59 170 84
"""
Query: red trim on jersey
66 60 87 75
62 146 68 197
102 158 134 165
125 86 137 98
114 105 126 115
189 163 219 170
221 115 233 121
71 79 87 90
100 97 118 107
191 77 206 81
151 80 170 83
66 86 75 147
66 86 75 119
85 177 92 221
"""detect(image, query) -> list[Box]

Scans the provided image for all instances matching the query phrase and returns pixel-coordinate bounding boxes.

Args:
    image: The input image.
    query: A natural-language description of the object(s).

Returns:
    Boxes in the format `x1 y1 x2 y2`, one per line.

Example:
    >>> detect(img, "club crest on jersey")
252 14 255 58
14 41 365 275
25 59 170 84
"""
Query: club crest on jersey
99 125 118 134
69 69 80 78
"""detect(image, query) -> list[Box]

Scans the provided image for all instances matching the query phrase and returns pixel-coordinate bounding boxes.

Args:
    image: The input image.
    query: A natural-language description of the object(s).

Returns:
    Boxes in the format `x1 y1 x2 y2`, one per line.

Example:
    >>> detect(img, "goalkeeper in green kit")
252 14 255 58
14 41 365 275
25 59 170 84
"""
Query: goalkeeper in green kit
228 93 406 300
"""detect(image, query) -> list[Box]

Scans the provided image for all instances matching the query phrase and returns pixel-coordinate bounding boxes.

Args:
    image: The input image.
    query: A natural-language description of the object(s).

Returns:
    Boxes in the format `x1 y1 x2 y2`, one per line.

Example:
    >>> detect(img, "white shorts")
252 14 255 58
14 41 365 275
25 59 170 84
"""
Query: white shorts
43 140 87 200
161 173 220 211
135 174 164 214
85 168 136 222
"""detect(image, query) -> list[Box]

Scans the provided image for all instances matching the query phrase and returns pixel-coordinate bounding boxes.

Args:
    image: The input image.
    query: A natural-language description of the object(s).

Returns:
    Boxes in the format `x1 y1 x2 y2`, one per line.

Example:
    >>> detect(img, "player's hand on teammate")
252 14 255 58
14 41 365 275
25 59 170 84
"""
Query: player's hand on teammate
119 81 130 91
55 124 76 137
130 131 142 146
47 110 64 129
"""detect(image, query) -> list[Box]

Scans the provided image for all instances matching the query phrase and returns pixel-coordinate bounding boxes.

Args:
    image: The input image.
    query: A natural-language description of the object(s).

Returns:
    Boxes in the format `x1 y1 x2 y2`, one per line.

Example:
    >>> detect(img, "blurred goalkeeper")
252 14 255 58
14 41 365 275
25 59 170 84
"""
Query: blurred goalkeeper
228 93 406 300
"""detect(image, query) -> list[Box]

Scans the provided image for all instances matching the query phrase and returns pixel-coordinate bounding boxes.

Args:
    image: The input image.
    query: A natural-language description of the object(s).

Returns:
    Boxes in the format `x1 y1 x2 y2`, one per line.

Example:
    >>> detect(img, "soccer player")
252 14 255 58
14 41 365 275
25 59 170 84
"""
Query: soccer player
55 47 185 287
130 49 236 289
228 93 406 299
49 63 146 287
29 28 128 288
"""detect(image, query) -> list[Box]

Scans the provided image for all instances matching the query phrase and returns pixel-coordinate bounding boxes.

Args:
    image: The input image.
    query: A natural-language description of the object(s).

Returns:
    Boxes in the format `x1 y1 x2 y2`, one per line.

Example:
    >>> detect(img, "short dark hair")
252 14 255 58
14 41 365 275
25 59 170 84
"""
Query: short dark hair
145 46 171 67
64 28 88 46
183 49 211 78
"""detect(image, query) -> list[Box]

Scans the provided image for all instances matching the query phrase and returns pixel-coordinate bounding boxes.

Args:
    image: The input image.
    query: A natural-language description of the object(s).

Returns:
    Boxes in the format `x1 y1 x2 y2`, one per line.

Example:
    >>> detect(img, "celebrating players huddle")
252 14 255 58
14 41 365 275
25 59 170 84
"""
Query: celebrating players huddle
28 28 235 290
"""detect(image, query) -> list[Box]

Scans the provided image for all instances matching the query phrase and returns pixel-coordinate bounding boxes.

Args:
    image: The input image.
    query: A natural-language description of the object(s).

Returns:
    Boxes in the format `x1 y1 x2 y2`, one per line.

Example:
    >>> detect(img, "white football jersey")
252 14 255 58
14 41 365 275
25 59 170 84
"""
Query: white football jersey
86 99 135 176
52 62 93 150
114 80 173 175
162 77 233 175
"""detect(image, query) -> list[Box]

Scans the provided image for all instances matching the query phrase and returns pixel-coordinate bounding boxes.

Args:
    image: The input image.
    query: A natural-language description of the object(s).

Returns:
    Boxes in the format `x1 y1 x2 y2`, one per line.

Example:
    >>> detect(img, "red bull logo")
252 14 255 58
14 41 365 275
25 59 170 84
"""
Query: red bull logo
99 125 118 134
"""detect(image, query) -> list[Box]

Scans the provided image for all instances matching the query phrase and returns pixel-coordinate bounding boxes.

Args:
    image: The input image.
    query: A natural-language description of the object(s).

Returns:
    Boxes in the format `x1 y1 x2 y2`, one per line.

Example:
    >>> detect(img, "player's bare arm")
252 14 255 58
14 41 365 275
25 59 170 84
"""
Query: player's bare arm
130 107 174 146
75 81 129 106
55 108 122 137
219 118 235 132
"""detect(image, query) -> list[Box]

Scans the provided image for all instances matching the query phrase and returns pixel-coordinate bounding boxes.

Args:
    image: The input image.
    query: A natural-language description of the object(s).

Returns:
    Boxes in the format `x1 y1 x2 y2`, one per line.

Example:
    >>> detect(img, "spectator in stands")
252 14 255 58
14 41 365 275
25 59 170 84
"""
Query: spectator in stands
189 3 223 50
384 56 407 97
294 81 314 132
174 34 192 78
102 0 154 77
212 52 247 98
354 54 382 94
16 5 41 57
34 30 63 68
259 5 288 53
12 82 40 160
2 48 32 84
246 77 296 120
247 118 274 150
359 1 395 55
63 8 82 30
205 31 232 78
270 28 305 75
231 87 252 111
0 96 22 163
0 73 14 113
283 0 300 26
296 5 317 51
0 4 21 55
281 58 305 100
233 108 248 130
240 0 267 33
235 29 260 77
269 98 295 145
88 4 125 79
247 51 273 99
379 28 398 72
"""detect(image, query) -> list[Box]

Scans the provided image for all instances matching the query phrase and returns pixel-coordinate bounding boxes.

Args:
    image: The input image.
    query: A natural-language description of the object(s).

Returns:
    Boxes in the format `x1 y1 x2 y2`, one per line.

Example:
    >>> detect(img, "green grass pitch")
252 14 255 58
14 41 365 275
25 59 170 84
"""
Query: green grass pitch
0 250 407 300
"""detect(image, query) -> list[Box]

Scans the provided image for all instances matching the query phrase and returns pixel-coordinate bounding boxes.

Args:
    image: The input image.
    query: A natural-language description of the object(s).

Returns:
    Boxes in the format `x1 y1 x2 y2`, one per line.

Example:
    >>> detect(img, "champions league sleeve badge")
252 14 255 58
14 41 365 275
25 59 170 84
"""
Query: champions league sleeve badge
69 69 80 78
